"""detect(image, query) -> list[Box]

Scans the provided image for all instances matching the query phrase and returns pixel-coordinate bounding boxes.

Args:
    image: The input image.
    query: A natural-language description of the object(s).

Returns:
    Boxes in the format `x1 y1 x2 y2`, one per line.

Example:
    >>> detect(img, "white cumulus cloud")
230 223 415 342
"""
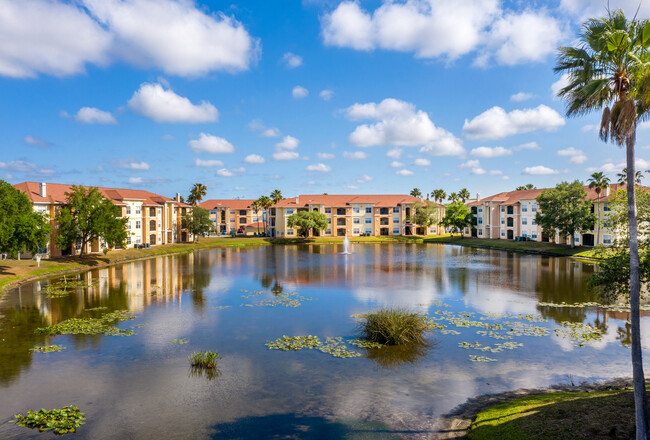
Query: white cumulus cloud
390 161 404 168
356 174 373 183
470 146 512 158
75 107 117 124
344 98 464 156
557 147 587 164
216 168 234 177
128 82 218 123
276 136 300 150
244 154 265 164
317 152 335 160
306 163 332 172
463 104 565 140
24 135 51 148
551 73 570 99
292 85 309 98
343 151 368 160
319 89 334 101
510 92 534 102
188 133 234 154
523 165 559 175
194 158 224 167
386 147 402 159
273 151 300 161
396 169 414 176
281 52 303 68
114 159 150 170
414 158 430 166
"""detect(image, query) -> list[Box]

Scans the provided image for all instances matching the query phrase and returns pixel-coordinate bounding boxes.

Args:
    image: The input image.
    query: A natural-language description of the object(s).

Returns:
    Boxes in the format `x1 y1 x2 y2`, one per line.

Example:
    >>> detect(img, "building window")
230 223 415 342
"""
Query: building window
393 207 400 213
380 208 389 215
353 218 360 224
501 218 505 225
135 237 141 244
238 210 246 216
240 217 247 224
501 231 505 237
287 229 294 235
522 206 528 212
135 221 141 229
603 234 612 244
392 227 400 234
574 234 580 243
522 218 528 225
430 227 436 233
380 218 389 226
507 206 514 215
478 229 483 236
478 207 483 213
478 217 483 225
532 204 537 212
337 218 346 226
150 207 156 216
532 219 536 225
327 218 331 224
532 233 538 239
603 203 611 212
230 210 235 215
210 210 216 215
393 217 399 224
366 207 372 214
353 228 360 234
337 208 346 215
127 221 131 229
326 229 331 235
135 206 141 215
353 207 360 214
325 208 331 214
230 218 235 222
507 218 514 227
365 228 372 235
126 206 131 215
149 220 156 231
286 209 294 214
501 206 505 213
365 218 372 224
127 236 131 245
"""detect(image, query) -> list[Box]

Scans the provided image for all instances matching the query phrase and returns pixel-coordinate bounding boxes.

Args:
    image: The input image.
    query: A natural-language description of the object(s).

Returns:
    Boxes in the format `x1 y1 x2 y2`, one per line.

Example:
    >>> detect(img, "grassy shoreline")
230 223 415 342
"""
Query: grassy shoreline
0 235 422 293
423 235 600 260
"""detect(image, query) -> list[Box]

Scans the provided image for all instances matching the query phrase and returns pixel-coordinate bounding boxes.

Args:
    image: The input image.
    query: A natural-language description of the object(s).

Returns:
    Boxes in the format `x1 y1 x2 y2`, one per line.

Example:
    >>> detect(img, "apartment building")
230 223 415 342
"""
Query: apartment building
464 184 630 246
271 194 444 238
199 199 263 234
14 182 192 257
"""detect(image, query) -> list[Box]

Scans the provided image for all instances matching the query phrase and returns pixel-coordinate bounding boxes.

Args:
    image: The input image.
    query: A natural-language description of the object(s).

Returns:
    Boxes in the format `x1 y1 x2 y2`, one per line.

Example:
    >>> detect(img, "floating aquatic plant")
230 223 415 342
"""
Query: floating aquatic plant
30 345 66 353
214 306 231 310
44 278 98 299
553 322 603 347
266 335 362 358
36 310 135 336
171 338 189 345
84 306 108 312
469 355 497 362
188 351 221 369
13 405 85 435
241 291 314 308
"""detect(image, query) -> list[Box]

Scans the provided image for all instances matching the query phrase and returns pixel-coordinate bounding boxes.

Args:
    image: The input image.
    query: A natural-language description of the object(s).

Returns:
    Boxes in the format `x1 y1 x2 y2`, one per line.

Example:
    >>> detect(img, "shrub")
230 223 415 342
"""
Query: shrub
188 351 221 369
357 308 428 346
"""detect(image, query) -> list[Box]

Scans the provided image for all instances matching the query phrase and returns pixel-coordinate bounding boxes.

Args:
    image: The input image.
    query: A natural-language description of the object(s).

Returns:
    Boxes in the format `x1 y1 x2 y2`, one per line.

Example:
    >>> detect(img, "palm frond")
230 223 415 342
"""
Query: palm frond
600 106 611 141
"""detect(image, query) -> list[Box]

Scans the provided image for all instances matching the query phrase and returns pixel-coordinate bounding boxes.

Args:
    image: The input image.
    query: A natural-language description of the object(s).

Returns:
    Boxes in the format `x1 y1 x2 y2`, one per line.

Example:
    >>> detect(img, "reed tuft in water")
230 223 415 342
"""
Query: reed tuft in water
357 308 428 346
188 351 221 369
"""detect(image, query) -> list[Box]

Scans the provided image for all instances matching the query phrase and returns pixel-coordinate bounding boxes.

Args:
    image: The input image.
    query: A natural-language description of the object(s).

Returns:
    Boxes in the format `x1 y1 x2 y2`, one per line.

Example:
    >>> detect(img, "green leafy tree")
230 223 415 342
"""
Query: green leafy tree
432 189 446 204
0 180 51 258
412 201 437 231
182 207 213 242
515 184 536 191
535 181 595 248
440 201 473 238
458 188 471 203
409 188 422 198
287 211 328 237
588 171 611 245
55 186 127 257
555 11 650 429
187 183 207 206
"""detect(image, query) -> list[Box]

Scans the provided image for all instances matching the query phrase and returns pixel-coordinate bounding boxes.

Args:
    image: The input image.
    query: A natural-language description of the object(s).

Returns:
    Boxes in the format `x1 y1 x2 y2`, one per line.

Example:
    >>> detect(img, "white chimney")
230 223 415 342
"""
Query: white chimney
476 193 480 201
296 195 299 205
39 182 47 197
604 186 610 197
175 193 180 203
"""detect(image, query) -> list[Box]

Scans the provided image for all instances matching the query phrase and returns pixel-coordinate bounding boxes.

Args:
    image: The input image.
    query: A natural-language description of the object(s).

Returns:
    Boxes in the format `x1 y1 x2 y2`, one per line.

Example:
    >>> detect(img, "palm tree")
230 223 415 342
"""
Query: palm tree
617 168 644 184
432 189 446 204
187 183 207 206
270 189 283 237
515 184 536 191
409 188 422 198
257 195 273 236
251 200 261 235
588 172 611 245
555 10 650 436
458 188 471 203
449 192 460 203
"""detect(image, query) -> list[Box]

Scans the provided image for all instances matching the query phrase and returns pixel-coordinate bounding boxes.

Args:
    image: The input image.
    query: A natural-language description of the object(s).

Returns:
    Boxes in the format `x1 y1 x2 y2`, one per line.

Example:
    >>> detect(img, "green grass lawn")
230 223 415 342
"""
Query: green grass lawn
423 236 601 259
467 389 637 440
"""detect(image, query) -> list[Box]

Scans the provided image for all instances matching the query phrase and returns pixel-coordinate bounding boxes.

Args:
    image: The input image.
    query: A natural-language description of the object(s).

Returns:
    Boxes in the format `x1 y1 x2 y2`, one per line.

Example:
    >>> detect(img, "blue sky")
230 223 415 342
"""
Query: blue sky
2 0 650 201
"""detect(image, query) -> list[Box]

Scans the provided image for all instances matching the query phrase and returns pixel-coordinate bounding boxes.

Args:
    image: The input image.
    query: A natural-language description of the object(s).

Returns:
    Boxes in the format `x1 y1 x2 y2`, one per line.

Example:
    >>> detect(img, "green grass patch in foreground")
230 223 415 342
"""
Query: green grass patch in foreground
423 236 600 259
357 308 428 345
467 389 637 440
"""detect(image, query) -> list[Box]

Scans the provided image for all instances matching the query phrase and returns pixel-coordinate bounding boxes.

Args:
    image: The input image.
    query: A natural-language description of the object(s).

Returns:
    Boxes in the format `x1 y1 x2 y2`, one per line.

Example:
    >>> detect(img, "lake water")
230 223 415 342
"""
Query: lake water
0 243 647 439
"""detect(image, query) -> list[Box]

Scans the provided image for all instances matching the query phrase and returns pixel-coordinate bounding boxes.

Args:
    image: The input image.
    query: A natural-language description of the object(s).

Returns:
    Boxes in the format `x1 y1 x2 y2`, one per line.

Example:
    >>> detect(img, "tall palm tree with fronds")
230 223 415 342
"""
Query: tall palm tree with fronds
432 189 446 204
187 183 207 206
270 189 283 237
449 192 460 203
458 188 471 203
251 199 261 235
555 10 650 436
588 171 610 245
257 195 273 236
409 188 422 198
617 168 644 184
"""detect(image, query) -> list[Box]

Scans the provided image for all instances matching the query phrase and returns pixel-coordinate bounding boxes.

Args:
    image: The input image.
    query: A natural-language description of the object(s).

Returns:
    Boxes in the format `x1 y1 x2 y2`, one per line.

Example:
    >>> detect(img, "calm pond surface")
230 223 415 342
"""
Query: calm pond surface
0 243 647 439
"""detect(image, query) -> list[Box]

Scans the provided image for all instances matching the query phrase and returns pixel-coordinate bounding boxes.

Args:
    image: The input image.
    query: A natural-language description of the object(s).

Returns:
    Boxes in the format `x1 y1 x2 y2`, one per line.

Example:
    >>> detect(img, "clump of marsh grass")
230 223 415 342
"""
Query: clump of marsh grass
357 308 428 346
188 351 221 369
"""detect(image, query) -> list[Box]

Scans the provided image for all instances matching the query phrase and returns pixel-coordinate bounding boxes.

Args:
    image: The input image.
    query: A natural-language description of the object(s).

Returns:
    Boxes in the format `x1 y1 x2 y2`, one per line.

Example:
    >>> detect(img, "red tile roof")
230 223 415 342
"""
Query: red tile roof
274 194 441 208
13 182 190 207
200 199 257 210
